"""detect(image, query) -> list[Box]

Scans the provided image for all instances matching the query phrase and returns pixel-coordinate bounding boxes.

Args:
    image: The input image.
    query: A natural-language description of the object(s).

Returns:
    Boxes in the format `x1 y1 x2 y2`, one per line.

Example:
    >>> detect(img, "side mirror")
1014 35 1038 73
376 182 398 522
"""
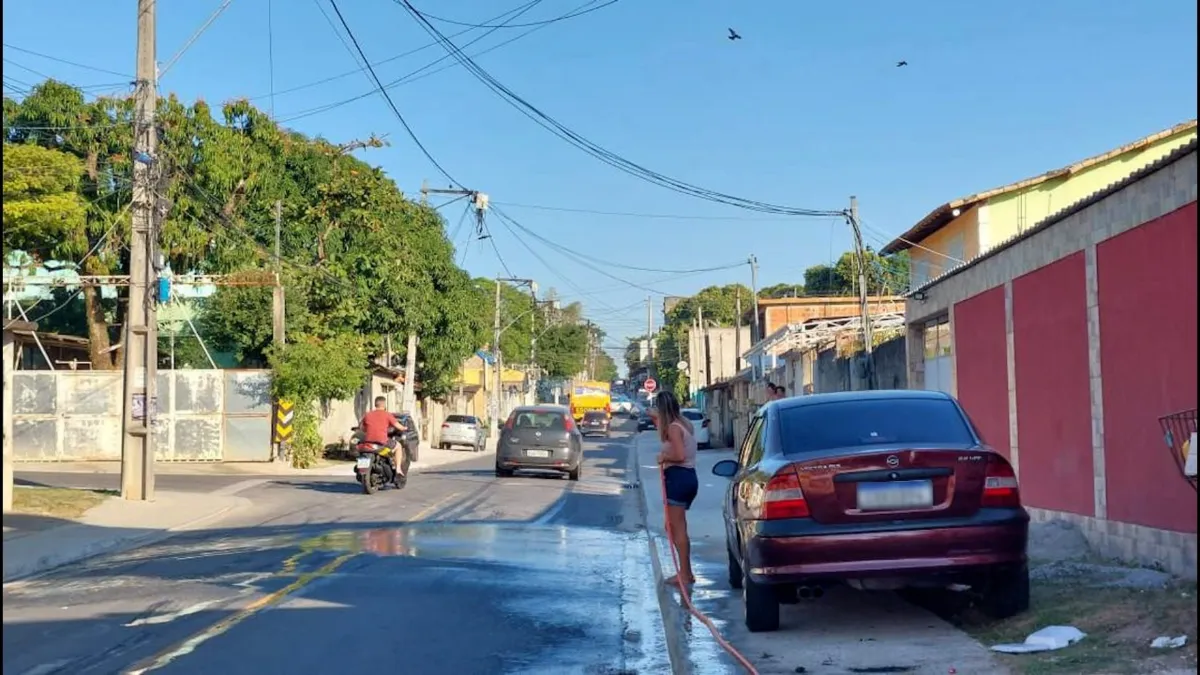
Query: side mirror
712 459 739 478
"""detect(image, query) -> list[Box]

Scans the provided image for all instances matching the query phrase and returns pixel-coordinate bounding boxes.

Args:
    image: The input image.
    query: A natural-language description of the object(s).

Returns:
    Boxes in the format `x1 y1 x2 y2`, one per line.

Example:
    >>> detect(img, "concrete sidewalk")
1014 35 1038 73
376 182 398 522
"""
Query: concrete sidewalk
12 439 495 478
633 433 1003 675
3 487 253 583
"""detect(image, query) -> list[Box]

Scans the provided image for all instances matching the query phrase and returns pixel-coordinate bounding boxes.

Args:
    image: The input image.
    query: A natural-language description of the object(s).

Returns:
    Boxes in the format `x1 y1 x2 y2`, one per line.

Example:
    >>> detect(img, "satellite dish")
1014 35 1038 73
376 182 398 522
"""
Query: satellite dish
677 361 688 371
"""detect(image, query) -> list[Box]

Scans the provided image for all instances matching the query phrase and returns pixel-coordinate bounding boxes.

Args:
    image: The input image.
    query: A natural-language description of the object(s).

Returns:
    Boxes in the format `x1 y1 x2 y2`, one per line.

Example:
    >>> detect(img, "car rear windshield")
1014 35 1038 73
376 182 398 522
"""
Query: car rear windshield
584 411 607 420
681 410 704 421
776 398 976 455
446 415 476 424
512 410 569 430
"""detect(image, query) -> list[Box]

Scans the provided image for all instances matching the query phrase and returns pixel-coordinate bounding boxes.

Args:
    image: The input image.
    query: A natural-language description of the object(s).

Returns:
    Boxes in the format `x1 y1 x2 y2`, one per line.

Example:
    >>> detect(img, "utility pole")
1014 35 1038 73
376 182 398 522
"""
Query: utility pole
402 332 418 413
273 200 285 346
492 278 502 434
848 195 875 389
735 288 743 372
120 0 158 502
646 296 656 380
749 255 761 345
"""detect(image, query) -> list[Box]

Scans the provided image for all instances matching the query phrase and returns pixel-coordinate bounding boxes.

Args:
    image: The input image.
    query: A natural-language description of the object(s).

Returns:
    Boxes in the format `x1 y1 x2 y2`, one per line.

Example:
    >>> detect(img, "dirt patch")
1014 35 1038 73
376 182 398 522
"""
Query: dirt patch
952 566 1197 674
11 486 116 520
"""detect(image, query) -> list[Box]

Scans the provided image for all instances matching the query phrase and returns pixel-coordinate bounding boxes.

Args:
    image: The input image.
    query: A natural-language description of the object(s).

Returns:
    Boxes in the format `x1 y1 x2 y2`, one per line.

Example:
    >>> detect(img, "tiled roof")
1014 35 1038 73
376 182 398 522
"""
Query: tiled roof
909 138 1198 296
883 119 1198 254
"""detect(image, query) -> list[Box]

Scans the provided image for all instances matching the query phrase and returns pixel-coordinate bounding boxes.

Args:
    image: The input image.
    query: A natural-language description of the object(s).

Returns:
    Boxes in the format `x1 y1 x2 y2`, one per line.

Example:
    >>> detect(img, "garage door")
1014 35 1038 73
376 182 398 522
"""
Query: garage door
923 316 953 393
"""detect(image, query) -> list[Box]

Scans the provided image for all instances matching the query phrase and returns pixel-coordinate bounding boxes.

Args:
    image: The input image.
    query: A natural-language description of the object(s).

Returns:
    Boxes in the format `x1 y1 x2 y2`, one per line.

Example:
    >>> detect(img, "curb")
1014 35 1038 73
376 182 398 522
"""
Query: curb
631 434 693 675
2 495 252 585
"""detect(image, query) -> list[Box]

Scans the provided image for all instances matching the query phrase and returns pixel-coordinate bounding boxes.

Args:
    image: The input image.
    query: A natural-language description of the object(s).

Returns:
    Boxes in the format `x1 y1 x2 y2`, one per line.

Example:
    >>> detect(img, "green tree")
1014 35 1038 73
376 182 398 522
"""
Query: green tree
594 350 618 382
758 282 804 299
268 335 368 467
2 144 88 257
803 263 849 295
537 323 588 379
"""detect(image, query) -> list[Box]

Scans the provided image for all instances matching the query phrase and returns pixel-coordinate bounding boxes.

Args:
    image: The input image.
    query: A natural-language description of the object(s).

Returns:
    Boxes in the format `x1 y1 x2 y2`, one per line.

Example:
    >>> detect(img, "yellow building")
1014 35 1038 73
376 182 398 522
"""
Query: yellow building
452 353 527 420
883 120 1197 288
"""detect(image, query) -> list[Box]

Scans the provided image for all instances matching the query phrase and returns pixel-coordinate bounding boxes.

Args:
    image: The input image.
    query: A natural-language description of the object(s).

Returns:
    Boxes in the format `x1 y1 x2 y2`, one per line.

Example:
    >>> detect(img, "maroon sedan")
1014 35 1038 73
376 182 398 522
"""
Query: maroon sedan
713 389 1029 632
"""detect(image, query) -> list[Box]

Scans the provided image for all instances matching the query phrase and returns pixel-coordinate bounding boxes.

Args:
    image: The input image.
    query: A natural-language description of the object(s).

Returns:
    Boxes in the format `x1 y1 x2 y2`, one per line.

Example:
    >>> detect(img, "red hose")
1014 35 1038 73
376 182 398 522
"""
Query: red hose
660 466 760 674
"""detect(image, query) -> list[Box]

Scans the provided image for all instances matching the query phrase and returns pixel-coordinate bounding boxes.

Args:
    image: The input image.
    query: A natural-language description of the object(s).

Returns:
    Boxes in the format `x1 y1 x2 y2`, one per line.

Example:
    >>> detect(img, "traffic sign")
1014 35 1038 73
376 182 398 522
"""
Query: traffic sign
644 378 657 393
274 399 295 443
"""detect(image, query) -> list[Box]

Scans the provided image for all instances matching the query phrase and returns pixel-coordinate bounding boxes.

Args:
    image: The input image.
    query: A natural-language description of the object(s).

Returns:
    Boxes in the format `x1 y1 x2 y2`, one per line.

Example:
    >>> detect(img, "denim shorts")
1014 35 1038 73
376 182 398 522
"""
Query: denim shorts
663 466 699 510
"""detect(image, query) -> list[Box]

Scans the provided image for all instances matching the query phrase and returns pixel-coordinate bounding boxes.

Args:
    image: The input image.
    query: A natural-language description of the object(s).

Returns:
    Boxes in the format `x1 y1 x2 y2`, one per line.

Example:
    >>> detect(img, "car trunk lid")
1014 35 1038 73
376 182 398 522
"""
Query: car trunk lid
506 410 573 448
791 446 991 525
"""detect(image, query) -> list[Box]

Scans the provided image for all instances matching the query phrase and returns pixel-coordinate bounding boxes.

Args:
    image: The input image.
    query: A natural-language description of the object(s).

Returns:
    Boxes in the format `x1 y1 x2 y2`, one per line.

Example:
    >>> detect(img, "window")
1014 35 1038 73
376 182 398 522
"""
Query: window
681 410 705 421
777 398 975 456
745 419 767 466
946 233 966 267
737 417 763 466
514 411 567 429
911 259 931 288
447 415 478 425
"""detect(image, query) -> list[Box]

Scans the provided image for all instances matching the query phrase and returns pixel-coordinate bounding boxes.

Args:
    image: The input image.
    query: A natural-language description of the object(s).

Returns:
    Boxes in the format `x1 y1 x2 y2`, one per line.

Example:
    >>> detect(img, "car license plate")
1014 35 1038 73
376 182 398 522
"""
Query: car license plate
356 456 372 469
526 449 550 458
857 480 933 511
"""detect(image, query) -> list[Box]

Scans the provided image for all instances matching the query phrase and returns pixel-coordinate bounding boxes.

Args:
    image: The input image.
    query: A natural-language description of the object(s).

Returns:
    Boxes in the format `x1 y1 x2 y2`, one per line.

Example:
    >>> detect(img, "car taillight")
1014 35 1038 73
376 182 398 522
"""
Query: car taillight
981 454 1021 508
441 423 449 429
503 416 514 431
564 417 575 432
762 467 810 520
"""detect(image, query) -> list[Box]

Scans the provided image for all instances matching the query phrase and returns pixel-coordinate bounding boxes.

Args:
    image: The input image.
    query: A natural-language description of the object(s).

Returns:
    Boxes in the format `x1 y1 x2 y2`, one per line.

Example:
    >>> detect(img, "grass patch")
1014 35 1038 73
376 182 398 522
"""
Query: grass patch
952 573 1197 675
11 486 117 520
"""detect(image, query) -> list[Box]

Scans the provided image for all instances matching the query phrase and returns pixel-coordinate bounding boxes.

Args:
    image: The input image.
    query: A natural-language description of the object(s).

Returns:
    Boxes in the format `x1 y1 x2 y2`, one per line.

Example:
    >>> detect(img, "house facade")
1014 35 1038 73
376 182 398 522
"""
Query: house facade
903 139 1197 577
884 120 1197 290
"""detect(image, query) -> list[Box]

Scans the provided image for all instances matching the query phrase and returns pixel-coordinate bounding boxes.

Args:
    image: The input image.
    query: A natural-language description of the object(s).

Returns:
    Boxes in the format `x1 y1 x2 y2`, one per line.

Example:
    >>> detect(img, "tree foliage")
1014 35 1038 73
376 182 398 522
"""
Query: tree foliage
3 81 490 399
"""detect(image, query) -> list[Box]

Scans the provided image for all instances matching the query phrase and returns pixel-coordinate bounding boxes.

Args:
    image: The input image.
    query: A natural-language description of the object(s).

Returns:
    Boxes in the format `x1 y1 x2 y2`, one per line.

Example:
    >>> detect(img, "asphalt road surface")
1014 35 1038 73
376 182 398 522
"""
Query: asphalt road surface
13 472 255 494
3 417 669 675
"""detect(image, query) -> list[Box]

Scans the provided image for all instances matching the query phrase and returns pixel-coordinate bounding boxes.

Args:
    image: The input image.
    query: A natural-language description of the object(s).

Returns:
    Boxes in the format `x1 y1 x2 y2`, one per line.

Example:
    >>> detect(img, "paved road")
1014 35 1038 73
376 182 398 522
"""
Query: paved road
3 418 670 675
13 472 255 494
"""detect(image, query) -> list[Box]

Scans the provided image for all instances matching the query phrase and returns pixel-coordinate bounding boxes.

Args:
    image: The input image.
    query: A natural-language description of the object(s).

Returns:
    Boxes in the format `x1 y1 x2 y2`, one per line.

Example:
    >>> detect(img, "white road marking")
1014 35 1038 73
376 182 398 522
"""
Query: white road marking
125 599 222 627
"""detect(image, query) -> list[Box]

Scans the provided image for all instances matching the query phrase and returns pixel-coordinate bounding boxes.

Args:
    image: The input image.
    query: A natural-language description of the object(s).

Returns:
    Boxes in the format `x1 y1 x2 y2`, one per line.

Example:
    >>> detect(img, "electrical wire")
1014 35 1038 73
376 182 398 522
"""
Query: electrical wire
159 0 235 79
412 0 617 29
275 0 553 125
250 0 538 103
396 0 845 219
493 200 802 222
326 0 462 186
447 200 474 244
2 43 132 79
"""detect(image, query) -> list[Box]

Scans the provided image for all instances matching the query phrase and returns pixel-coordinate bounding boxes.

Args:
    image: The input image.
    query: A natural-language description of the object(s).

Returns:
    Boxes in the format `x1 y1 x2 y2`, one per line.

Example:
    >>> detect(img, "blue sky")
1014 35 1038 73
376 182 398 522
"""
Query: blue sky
4 0 1197 363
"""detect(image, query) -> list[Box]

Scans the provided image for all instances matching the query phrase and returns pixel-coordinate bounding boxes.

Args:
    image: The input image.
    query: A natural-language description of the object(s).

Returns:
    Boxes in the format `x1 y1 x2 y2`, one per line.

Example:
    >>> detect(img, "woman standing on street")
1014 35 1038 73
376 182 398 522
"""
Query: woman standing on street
654 391 700 586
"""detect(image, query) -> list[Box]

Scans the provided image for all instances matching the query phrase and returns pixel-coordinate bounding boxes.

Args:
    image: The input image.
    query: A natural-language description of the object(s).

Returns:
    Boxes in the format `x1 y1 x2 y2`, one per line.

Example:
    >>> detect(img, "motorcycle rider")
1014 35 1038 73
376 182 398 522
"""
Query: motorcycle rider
359 396 408 484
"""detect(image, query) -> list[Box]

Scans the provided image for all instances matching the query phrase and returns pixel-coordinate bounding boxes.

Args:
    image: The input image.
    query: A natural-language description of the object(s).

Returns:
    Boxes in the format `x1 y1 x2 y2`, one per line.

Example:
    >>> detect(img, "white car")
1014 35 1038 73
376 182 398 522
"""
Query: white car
613 398 634 415
681 408 711 449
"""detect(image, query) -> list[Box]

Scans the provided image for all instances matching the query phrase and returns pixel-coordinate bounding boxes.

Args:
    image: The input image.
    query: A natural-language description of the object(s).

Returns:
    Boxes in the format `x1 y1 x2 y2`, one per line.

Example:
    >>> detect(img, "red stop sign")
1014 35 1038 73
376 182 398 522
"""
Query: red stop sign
644 378 657 393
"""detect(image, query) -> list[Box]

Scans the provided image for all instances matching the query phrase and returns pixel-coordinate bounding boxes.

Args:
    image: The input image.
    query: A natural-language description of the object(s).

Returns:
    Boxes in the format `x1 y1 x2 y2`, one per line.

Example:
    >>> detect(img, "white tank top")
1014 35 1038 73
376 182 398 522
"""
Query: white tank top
664 420 698 469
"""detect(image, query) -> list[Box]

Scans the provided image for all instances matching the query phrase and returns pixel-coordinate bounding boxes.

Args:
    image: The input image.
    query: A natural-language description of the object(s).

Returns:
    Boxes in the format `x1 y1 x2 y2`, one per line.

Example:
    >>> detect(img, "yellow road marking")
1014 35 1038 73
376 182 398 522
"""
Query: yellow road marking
125 490 464 674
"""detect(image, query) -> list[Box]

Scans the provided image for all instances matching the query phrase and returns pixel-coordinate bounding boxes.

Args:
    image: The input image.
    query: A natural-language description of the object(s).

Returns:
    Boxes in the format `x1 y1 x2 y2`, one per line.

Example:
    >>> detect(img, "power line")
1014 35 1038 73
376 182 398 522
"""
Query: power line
274 0 553 124
413 0 617 29
326 0 462 186
492 200 802 222
2 43 132 79
395 1 846 219
159 0 235 79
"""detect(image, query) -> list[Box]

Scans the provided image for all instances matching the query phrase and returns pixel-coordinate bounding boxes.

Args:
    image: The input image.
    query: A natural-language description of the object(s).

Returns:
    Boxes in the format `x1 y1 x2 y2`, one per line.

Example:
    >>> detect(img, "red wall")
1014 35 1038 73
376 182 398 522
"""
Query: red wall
1012 252 1095 517
1097 202 1198 534
953 287 1010 457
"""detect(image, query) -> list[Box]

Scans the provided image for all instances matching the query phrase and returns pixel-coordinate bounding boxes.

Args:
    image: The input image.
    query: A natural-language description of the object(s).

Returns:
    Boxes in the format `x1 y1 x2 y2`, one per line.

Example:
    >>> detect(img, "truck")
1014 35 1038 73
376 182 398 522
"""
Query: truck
568 380 611 421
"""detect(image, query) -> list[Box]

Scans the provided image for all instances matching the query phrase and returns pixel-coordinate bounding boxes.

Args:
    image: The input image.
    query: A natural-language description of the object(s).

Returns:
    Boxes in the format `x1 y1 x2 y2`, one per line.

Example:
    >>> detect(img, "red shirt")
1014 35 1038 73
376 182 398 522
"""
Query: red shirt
361 410 399 444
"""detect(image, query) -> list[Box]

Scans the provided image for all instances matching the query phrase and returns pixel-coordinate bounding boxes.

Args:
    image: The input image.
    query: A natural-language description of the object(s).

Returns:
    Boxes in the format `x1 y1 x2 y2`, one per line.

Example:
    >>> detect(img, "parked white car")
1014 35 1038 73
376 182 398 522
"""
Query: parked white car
681 408 711 449
440 414 485 452
612 396 634 415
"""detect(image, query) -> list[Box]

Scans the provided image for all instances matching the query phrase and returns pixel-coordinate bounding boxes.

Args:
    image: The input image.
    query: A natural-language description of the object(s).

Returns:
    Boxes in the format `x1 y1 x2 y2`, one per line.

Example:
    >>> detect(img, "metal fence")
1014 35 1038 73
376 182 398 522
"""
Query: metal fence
10 369 273 462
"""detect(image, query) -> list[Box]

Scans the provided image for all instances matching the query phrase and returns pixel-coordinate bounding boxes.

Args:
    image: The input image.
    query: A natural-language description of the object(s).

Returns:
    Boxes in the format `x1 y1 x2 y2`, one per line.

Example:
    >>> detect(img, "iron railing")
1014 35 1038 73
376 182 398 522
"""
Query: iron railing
1159 409 1198 492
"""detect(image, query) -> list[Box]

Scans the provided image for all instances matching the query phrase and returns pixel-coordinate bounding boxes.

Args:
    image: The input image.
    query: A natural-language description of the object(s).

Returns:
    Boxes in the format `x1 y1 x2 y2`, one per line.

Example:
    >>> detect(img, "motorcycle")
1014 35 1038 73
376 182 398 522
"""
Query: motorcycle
350 427 411 494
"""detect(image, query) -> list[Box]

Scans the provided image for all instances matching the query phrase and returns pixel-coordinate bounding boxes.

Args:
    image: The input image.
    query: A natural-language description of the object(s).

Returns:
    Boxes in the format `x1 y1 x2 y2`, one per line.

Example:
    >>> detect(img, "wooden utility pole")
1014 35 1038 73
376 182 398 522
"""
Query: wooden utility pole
848 195 875 389
646 296 655 379
120 0 158 502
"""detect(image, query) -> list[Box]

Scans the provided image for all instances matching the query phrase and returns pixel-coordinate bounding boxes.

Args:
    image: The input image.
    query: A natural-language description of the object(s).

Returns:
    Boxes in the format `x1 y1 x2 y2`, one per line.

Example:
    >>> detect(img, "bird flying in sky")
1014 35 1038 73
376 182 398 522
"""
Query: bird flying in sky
896 60 908 67
728 28 742 41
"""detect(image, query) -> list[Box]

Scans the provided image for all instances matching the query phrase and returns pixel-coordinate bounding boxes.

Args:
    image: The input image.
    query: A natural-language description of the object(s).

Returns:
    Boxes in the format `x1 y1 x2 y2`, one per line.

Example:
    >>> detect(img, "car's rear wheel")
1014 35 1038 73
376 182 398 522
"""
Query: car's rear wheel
743 566 780 632
979 563 1030 619
567 464 581 481
495 464 513 478
727 546 743 590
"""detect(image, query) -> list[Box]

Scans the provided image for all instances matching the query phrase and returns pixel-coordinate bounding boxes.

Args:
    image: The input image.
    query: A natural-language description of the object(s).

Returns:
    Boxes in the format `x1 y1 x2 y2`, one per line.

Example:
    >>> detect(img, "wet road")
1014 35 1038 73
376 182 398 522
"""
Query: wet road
2 419 670 675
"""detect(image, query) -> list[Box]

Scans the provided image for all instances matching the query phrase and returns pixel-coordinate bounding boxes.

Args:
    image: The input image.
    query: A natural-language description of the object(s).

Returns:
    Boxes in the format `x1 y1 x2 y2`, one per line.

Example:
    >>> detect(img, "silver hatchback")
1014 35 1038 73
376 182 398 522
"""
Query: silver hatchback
439 414 485 452
496 406 583 480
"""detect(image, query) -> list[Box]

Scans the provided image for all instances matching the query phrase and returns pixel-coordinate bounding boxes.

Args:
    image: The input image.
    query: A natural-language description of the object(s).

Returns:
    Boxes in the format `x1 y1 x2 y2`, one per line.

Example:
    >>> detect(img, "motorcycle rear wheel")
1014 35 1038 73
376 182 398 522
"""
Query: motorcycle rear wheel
362 468 379 494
